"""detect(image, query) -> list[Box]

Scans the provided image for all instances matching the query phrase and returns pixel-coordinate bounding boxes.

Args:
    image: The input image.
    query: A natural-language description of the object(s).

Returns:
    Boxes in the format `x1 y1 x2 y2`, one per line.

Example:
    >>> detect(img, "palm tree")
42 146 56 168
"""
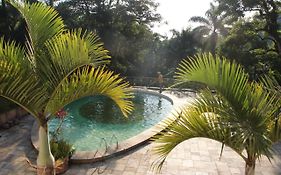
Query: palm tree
0 1 133 175
152 53 280 175
190 3 228 54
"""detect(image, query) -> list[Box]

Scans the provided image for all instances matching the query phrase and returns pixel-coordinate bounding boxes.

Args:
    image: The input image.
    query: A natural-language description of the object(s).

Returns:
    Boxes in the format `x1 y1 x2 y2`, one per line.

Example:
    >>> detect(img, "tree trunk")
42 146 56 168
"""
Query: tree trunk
210 32 218 55
245 161 255 175
36 125 55 175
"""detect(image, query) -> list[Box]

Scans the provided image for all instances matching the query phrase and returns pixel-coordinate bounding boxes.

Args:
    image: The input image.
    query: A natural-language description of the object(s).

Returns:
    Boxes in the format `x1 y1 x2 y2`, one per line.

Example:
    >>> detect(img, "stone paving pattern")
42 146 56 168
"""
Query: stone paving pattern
1 116 281 175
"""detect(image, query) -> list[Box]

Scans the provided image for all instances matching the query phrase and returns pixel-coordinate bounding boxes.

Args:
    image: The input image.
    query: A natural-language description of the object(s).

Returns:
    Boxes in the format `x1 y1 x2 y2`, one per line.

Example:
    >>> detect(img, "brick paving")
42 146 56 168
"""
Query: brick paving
1 116 281 175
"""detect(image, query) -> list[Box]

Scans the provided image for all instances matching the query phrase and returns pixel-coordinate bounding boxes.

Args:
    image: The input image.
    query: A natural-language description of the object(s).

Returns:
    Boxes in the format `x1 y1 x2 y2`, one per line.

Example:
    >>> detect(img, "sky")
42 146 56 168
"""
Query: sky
152 0 214 37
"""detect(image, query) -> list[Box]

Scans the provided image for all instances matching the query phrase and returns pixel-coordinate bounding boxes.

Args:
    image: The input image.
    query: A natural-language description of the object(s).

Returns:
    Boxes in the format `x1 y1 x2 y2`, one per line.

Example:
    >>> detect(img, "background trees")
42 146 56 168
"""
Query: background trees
189 3 229 54
0 0 280 82
219 20 281 81
216 0 281 55
55 0 162 76
216 0 281 82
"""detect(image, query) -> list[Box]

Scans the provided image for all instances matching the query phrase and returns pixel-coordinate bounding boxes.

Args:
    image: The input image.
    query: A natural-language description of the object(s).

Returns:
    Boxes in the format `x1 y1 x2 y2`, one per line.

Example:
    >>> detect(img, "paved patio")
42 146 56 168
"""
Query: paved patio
1 115 281 175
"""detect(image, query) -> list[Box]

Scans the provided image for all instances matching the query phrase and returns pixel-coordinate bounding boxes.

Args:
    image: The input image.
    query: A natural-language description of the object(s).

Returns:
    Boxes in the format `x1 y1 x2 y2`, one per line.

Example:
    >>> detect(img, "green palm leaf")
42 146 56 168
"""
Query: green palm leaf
189 16 210 26
45 66 134 117
0 59 47 118
0 38 46 117
1 1 134 172
38 30 110 92
0 37 31 72
152 54 279 173
175 53 249 112
9 0 65 54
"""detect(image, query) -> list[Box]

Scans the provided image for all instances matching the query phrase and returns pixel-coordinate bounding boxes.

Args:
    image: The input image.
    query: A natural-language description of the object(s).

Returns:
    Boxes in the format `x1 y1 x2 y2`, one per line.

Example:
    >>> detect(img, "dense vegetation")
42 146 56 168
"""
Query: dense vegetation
0 0 280 112
1 0 280 78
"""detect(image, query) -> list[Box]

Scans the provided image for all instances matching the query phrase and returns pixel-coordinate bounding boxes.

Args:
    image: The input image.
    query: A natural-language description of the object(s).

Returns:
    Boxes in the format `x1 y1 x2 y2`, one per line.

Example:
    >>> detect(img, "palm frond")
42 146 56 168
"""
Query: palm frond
0 37 46 118
0 37 31 71
45 66 134 117
0 59 48 118
9 0 65 54
47 29 110 66
189 16 210 26
38 30 110 92
259 75 281 141
151 93 242 172
260 75 281 95
175 54 278 135
152 86 276 171
152 54 279 171
175 54 249 113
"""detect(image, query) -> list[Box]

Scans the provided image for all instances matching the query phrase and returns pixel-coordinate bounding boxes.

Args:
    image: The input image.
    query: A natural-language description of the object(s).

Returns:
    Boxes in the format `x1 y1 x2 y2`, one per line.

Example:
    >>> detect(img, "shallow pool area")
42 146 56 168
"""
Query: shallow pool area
49 91 173 151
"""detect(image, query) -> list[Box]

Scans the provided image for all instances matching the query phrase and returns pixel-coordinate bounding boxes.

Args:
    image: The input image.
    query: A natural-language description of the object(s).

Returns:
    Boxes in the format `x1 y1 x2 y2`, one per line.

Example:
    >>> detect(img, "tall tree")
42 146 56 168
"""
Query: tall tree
55 0 161 76
0 1 133 174
190 3 229 54
216 0 281 56
152 54 280 175
219 19 281 82
164 29 200 70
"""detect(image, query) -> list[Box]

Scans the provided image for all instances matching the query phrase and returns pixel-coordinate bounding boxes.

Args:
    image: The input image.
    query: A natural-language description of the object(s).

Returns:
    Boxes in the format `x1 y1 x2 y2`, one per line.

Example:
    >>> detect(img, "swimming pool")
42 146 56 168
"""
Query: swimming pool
49 90 173 151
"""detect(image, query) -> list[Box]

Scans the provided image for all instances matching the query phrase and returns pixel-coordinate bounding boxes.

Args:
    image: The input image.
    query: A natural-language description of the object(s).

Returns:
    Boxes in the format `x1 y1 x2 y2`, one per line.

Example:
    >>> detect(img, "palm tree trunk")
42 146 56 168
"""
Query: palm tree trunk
245 161 255 175
36 124 55 175
210 32 218 55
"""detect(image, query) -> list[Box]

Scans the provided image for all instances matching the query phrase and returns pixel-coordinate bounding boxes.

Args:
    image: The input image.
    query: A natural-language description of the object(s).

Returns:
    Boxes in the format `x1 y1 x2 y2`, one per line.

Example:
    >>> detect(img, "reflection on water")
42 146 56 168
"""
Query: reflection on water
79 95 145 124
49 92 172 151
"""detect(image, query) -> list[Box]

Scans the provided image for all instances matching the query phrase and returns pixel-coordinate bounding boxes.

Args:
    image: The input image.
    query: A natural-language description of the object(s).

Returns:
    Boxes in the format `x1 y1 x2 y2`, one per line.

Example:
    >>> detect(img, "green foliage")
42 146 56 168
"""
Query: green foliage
217 0 281 56
219 20 281 82
190 3 230 54
0 0 134 122
1 0 280 82
0 0 29 43
54 0 165 76
152 54 280 174
50 139 75 160
0 1 134 170
163 29 200 69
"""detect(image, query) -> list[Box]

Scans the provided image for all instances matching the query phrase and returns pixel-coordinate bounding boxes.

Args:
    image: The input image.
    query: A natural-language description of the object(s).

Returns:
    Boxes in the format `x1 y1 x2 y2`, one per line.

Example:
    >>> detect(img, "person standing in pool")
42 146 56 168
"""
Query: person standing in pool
157 72 164 93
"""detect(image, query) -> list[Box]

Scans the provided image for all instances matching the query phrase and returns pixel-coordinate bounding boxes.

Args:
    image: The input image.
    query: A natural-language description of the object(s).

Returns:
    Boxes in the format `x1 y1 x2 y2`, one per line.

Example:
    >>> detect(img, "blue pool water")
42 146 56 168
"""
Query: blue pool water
49 91 173 151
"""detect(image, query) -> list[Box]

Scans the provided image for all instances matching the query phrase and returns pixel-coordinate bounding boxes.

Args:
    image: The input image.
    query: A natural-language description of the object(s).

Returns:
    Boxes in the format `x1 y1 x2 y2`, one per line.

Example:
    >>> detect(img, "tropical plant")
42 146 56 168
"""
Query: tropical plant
190 3 229 54
50 138 74 174
50 139 75 161
216 0 281 84
219 19 281 82
216 0 281 56
0 1 133 175
152 53 280 175
55 0 161 76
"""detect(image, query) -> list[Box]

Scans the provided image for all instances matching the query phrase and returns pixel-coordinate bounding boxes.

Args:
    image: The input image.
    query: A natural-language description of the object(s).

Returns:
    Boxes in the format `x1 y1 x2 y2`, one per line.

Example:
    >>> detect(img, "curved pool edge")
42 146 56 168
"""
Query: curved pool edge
31 88 192 164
